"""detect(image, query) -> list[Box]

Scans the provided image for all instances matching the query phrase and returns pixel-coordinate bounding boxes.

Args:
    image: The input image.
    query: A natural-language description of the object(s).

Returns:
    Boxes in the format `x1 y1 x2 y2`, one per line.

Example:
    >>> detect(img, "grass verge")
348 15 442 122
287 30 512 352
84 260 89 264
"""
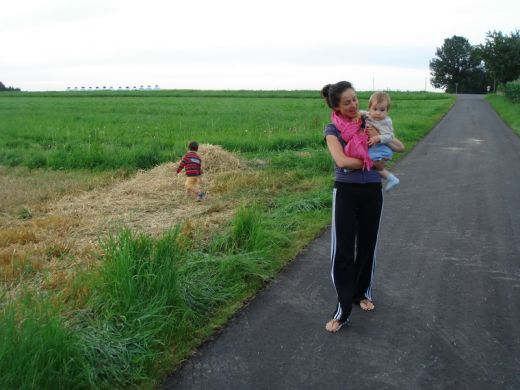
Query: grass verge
486 94 520 135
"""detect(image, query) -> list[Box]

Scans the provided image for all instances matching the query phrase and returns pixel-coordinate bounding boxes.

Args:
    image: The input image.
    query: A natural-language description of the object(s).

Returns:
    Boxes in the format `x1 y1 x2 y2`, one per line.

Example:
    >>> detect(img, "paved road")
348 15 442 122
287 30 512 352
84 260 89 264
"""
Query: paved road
162 95 520 389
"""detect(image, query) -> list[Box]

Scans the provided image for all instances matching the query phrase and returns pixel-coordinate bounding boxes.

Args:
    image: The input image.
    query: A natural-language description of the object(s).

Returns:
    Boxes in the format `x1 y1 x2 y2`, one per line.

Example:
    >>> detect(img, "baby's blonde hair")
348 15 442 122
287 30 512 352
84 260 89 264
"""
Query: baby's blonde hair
368 91 391 111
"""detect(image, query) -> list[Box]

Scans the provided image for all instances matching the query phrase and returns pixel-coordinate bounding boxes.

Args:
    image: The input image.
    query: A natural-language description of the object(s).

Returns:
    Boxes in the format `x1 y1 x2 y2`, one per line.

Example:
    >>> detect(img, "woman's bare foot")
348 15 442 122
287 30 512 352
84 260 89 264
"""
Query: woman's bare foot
325 319 345 333
359 299 375 311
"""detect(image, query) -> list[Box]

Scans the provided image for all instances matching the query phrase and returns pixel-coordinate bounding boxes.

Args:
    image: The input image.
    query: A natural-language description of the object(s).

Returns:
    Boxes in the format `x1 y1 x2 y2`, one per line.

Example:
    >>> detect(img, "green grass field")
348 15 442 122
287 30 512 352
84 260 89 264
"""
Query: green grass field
0 90 455 389
0 90 453 170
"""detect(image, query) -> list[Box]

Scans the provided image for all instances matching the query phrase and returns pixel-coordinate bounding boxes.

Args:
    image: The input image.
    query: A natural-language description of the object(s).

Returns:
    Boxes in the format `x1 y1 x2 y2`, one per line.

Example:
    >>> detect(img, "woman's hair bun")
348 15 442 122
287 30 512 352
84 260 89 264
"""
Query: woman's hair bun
321 81 353 109
321 84 331 99
321 84 332 107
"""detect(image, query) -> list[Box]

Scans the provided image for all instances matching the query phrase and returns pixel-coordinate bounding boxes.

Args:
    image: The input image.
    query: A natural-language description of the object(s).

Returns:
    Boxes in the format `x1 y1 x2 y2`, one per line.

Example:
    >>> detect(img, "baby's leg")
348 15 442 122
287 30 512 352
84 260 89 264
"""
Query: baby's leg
379 169 390 179
384 170 400 192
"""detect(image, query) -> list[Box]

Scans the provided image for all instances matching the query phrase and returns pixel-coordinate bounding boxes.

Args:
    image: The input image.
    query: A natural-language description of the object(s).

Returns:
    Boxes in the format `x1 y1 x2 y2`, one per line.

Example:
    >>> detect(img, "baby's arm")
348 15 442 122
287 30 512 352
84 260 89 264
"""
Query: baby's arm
368 133 382 146
367 117 392 146
377 117 395 144
369 131 393 146
379 132 393 144
366 125 381 146
388 138 405 152
379 117 405 152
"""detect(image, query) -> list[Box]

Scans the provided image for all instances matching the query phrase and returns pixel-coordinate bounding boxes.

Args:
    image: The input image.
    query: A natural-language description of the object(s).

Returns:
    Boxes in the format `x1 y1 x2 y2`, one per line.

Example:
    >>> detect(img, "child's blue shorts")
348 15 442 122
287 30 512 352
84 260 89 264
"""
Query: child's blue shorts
369 144 393 161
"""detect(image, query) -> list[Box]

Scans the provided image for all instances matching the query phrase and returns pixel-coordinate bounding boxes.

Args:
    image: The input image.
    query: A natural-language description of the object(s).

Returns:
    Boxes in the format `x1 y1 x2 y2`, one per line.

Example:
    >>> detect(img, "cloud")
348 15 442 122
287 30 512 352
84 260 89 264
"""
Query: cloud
3 0 116 30
3 0 518 91
4 44 432 69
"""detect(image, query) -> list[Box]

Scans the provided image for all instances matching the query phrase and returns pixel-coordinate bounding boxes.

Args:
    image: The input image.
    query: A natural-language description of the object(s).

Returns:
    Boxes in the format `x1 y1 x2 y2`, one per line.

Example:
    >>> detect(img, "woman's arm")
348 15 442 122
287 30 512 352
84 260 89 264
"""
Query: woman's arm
325 135 363 170
366 125 405 152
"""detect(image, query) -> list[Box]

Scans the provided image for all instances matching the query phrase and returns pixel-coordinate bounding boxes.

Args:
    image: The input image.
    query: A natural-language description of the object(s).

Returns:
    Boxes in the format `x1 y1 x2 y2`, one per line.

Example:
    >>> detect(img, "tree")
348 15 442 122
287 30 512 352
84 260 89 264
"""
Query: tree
429 36 490 93
479 30 520 88
0 81 21 92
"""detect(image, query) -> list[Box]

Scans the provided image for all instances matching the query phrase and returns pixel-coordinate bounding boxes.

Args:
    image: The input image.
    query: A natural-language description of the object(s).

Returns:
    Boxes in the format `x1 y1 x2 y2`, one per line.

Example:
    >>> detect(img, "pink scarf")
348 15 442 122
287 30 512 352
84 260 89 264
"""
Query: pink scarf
332 111 373 171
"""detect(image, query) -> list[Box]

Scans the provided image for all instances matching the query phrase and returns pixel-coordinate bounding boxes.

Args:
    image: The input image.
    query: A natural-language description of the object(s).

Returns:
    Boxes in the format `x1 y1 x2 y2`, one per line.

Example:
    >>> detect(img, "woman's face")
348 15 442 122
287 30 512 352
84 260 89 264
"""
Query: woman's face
335 88 359 119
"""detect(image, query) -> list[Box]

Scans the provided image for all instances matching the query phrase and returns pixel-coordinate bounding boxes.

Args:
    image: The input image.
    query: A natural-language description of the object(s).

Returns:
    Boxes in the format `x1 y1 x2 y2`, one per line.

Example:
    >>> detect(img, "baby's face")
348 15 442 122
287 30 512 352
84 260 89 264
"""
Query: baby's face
369 102 388 121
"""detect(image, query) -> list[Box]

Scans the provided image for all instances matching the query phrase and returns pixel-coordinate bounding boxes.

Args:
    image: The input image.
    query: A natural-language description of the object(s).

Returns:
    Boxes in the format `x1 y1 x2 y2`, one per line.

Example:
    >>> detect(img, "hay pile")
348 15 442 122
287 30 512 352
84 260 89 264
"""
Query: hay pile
197 144 243 173
52 144 244 240
1 145 245 289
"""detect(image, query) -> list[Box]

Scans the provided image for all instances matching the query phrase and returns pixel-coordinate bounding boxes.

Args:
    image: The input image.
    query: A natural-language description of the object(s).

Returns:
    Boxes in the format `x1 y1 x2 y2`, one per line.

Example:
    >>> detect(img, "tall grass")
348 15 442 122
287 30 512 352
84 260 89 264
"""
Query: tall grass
94 228 185 318
0 298 85 389
0 205 287 388
212 205 278 254
76 227 192 387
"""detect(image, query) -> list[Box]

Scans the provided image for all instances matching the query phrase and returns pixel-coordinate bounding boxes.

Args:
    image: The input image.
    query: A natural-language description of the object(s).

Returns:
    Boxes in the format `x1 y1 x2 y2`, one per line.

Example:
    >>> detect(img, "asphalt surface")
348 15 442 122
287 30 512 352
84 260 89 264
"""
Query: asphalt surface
161 95 520 389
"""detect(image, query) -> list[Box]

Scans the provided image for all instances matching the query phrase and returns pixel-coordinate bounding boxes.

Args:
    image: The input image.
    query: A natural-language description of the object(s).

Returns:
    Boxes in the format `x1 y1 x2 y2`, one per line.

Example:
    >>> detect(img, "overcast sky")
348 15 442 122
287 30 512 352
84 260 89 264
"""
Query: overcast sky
2 0 519 91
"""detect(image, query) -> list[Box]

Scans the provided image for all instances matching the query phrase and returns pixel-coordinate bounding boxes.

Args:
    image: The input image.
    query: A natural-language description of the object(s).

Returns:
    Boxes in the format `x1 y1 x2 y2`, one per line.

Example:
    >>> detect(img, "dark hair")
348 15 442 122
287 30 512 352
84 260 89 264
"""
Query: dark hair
188 141 199 151
321 81 354 109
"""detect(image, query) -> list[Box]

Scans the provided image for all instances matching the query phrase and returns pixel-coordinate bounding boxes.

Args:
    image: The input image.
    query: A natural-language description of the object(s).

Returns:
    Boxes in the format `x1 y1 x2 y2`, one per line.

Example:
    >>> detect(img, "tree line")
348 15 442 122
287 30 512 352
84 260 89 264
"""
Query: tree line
429 30 520 94
0 81 21 92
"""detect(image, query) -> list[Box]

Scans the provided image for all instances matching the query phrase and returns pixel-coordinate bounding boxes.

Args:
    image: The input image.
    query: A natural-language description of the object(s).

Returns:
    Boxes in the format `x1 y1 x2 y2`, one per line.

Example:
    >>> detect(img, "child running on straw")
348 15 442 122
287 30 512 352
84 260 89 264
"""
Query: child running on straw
176 141 205 201
365 91 400 192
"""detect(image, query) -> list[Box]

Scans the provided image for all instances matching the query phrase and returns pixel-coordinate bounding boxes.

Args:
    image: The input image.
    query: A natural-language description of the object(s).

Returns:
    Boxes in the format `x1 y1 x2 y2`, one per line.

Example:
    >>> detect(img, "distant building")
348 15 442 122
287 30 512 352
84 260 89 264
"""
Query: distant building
66 83 161 92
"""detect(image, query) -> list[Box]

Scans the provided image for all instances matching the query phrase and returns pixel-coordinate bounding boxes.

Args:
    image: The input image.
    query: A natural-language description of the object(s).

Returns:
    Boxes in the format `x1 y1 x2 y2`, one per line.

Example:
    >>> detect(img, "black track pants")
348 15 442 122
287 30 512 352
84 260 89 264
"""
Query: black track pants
330 182 383 323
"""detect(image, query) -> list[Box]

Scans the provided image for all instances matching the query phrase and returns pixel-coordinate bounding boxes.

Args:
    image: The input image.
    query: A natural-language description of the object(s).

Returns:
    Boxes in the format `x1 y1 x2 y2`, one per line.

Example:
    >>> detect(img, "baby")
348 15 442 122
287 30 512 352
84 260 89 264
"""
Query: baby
365 91 400 192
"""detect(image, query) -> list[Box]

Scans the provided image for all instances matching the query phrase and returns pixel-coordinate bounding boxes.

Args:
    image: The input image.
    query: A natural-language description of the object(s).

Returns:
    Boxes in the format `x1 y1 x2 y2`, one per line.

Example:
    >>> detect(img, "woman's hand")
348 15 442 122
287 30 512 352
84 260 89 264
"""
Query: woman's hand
365 126 380 139
368 134 382 146
325 135 363 170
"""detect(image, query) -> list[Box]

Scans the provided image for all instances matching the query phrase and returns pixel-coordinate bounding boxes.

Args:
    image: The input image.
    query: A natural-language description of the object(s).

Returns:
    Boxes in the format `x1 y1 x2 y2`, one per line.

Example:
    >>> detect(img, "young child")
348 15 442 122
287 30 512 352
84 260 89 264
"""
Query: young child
365 91 400 192
176 141 205 201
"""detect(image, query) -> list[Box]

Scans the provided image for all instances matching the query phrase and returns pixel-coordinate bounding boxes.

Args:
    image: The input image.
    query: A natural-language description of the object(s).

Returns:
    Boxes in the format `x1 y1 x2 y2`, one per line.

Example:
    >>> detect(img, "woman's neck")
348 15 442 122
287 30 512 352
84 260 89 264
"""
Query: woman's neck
335 112 360 122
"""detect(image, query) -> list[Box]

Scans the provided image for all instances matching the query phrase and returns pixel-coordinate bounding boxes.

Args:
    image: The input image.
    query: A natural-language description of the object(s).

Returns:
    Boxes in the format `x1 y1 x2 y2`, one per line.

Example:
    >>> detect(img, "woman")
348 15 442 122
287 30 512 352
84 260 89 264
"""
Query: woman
321 81 404 333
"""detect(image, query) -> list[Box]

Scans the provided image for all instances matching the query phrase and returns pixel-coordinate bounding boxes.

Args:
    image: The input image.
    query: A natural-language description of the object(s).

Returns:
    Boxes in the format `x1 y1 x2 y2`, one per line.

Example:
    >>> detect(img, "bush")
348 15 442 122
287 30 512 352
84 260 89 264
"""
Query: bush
504 79 520 102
